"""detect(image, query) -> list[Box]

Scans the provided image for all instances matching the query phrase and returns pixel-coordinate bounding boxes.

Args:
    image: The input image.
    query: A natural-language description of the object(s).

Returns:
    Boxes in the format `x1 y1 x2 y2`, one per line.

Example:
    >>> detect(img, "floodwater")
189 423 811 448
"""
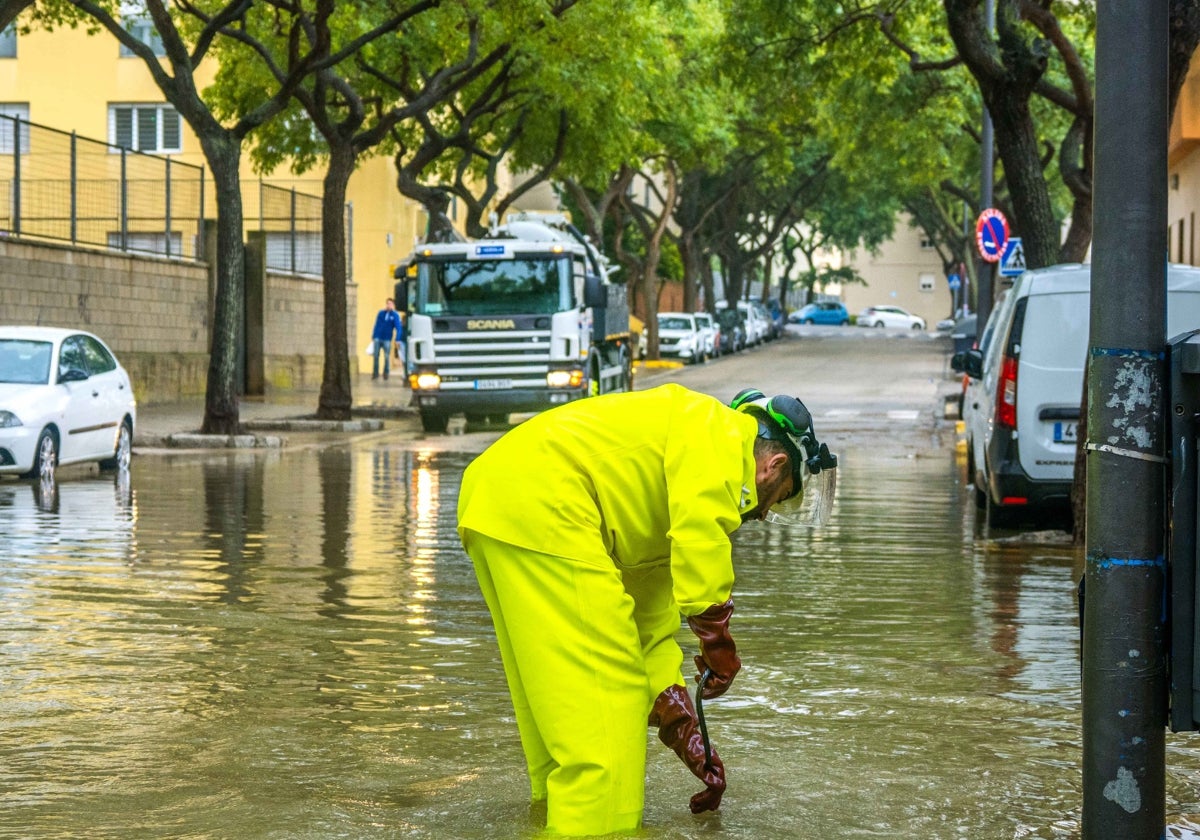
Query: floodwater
4 436 1200 839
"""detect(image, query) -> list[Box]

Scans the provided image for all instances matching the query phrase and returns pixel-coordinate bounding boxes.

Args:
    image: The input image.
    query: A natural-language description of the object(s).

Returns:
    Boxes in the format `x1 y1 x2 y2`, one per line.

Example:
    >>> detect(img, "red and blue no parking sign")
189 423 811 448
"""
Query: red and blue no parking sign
975 208 1009 263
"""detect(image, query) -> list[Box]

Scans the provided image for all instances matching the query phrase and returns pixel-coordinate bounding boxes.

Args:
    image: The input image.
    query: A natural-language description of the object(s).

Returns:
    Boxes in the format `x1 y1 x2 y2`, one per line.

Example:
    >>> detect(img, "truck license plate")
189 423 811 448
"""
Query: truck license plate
1053 422 1077 443
475 378 512 390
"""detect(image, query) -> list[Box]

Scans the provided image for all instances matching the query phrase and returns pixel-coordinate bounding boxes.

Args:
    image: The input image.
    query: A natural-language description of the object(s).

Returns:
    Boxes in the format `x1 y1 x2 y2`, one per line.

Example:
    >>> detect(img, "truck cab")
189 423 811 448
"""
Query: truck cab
396 215 631 433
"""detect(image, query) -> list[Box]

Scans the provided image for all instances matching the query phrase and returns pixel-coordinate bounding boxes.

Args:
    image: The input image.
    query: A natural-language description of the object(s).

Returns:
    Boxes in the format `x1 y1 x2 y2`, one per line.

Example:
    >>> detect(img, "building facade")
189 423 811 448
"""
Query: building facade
0 17 427 376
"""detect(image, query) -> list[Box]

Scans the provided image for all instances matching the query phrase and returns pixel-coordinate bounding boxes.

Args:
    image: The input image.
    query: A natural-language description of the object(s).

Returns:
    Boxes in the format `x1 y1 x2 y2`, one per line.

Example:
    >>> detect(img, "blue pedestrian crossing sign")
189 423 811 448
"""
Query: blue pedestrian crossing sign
999 237 1026 277
947 273 961 291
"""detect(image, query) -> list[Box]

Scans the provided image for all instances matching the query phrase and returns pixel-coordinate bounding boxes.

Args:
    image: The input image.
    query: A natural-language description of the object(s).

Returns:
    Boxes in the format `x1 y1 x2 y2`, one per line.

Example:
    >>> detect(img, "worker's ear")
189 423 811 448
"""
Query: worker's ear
770 451 791 479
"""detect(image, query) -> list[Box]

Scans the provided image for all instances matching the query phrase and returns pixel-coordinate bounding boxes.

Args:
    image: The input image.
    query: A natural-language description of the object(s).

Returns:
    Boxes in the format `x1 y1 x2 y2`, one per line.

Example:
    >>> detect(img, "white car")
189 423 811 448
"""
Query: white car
693 312 720 358
656 312 705 363
0 326 136 481
857 305 927 330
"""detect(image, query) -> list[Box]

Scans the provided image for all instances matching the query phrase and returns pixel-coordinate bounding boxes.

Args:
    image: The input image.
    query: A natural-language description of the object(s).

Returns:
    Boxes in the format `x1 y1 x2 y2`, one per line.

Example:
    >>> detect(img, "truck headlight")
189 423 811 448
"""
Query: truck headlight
412 373 441 390
0 410 21 427
547 369 584 388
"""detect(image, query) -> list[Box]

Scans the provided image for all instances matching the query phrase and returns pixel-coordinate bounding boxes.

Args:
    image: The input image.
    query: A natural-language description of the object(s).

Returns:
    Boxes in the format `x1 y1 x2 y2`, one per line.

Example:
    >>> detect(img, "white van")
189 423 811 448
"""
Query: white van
954 263 1200 526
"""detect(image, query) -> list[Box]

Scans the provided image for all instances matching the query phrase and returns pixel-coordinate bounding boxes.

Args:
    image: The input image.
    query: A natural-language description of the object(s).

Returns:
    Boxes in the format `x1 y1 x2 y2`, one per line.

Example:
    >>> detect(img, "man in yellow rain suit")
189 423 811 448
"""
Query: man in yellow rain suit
457 383 836 835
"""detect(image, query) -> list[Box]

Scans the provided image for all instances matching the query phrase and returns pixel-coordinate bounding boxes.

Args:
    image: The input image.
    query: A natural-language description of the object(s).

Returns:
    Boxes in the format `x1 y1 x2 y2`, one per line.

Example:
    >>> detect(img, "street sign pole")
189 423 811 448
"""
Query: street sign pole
1083 3 1168 838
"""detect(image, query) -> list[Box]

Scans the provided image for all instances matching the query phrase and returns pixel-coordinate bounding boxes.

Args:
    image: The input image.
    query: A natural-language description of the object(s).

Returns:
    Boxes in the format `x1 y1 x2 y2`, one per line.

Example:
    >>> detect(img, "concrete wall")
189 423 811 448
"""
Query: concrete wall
0 237 352 404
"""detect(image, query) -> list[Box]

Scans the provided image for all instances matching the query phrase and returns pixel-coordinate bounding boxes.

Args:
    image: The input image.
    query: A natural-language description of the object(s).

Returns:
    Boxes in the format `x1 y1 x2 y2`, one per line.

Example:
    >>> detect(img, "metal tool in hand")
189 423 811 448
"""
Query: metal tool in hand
695 667 714 770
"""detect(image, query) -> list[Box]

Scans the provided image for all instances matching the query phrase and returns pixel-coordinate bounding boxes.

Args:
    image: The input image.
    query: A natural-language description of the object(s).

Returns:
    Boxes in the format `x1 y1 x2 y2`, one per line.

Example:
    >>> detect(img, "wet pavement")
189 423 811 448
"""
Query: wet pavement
15 329 1200 838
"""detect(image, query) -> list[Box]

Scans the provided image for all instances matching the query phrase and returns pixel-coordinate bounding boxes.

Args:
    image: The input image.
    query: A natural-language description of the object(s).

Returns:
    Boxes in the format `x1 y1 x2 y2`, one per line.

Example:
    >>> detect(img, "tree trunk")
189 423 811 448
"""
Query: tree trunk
985 96 1059 271
199 135 244 436
317 144 355 420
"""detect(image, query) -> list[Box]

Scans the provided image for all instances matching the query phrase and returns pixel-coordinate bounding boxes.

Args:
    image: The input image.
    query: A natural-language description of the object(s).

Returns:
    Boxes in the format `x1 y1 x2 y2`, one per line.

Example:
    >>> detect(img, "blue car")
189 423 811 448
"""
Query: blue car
789 301 850 326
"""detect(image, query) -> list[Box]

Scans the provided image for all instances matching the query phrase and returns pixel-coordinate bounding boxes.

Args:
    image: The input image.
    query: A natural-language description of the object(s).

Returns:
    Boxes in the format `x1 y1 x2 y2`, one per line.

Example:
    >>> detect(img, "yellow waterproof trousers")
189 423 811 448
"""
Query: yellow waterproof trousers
463 529 685 836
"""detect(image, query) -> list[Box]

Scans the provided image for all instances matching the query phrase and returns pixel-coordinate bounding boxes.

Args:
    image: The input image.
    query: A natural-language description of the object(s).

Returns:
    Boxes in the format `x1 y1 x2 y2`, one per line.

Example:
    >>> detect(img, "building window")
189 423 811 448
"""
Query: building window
119 13 165 57
919 236 935 250
0 24 16 58
0 103 30 154
108 104 182 153
919 273 935 292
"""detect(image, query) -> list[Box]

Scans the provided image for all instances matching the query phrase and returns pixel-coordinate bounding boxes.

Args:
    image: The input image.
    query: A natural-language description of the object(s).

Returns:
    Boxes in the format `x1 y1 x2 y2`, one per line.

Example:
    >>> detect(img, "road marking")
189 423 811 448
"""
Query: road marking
825 409 859 417
887 410 921 421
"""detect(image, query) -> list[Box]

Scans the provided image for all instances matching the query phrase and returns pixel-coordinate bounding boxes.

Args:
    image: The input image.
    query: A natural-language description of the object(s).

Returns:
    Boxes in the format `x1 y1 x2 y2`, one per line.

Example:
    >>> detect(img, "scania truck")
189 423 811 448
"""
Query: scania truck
394 213 632 433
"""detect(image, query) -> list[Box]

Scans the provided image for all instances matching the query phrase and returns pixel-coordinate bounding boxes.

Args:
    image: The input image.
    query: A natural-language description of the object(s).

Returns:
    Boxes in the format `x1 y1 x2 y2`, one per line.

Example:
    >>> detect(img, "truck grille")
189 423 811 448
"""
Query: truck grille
431 330 554 383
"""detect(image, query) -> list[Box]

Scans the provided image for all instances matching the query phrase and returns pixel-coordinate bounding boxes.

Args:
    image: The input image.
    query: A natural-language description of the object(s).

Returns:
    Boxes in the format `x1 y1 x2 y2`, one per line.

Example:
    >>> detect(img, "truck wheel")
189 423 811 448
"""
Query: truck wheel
420 411 450 433
620 349 632 392
589 360 601 397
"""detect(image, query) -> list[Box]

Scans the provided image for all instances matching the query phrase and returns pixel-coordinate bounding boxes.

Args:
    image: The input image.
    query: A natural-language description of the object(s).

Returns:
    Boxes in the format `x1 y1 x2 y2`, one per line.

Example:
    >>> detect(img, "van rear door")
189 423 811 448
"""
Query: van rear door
1015 289 1089 481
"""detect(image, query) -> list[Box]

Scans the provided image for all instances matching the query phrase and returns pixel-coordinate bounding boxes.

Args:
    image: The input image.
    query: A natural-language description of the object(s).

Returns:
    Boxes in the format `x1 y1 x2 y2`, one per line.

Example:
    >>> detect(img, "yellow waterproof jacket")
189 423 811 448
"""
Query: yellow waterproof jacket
456 383 760 616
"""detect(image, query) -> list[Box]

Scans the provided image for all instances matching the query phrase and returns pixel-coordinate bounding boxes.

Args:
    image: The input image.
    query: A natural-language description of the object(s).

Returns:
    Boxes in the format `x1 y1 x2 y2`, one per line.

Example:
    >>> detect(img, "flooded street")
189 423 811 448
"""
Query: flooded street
5 331 1200 838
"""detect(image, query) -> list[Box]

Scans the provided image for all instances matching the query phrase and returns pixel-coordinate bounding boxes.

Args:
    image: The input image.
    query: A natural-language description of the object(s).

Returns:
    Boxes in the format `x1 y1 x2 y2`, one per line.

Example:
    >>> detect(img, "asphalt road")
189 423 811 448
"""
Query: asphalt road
639 324 960 453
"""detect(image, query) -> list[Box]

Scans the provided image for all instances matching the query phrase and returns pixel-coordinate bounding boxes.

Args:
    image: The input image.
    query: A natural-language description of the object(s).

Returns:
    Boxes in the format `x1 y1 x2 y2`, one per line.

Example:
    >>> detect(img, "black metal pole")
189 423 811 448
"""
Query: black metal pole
975 0 995 329
1083 3 1168 837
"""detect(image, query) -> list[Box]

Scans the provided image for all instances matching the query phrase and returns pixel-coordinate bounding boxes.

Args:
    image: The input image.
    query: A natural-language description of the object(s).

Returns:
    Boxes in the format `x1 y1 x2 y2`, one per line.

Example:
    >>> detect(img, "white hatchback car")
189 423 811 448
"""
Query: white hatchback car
857 305 927 330
0 327 137 481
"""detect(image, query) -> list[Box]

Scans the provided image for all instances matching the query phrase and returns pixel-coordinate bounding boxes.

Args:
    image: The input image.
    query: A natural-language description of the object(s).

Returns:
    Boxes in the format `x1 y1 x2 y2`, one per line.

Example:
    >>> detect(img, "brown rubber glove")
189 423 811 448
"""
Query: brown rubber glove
687 598 740 699
649 683 726 813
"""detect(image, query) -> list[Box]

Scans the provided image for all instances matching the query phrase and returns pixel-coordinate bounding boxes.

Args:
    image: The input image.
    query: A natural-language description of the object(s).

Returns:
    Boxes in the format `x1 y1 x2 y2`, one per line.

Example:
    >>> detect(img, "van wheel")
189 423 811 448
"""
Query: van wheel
986 497 1016 528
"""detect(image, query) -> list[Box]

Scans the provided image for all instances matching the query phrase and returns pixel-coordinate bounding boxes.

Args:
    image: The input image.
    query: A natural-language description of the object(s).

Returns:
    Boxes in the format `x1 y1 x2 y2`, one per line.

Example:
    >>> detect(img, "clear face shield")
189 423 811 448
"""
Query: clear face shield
763 457 837 527
731 388 839 528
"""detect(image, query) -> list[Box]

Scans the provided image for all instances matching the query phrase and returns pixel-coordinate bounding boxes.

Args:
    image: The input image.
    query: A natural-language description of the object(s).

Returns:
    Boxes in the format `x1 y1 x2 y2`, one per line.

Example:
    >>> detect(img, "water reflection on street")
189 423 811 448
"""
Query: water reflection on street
3 437 1200 838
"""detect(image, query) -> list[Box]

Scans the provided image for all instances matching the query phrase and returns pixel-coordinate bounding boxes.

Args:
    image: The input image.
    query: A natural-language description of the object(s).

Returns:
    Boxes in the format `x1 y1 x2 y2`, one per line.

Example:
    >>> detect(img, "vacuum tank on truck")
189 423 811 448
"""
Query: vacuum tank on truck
394 213 632 433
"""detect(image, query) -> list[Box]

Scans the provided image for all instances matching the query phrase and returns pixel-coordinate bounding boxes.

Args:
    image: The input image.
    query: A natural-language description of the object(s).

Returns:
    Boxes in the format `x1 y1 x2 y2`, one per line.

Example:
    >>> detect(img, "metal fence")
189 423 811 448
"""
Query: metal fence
0 115 206 260
0 115 352 278
251 181 352 279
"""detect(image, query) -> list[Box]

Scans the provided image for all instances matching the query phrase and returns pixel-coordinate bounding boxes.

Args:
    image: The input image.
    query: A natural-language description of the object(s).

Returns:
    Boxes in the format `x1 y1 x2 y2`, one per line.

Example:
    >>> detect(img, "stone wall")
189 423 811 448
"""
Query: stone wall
0 237 354 404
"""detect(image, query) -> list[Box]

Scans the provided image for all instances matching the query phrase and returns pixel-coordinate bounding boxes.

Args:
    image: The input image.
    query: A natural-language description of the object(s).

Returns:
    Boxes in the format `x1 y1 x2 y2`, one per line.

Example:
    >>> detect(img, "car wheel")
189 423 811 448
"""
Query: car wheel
840 319 849 326
911 322 923 330
804 318 814 325
874 320 886 328
100 419 133 471
22 428 57 481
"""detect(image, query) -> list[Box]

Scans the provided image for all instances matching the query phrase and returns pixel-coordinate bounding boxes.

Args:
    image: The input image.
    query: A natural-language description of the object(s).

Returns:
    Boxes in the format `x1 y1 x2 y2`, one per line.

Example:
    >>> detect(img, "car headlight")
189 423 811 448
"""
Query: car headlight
0 410 22 427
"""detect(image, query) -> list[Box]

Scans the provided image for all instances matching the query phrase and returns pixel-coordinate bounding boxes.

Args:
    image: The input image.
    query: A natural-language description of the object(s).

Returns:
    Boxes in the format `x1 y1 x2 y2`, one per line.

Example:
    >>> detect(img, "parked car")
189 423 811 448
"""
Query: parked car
721 301 770 346
693 312 720 359
857 305 927 330
790 301 850 326
952 263 1200 526
715 308 746 353
656 312 705 363
0 326 136 482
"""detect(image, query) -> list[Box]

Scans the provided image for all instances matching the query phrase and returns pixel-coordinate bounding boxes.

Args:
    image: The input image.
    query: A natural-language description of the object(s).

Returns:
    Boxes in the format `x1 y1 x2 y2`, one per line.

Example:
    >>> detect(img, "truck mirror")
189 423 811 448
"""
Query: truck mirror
584 275 606 309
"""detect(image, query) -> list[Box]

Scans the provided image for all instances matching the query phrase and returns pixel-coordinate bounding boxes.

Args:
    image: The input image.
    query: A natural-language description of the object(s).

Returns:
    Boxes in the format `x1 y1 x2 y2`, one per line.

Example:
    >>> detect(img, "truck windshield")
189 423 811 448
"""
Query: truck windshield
416 257 569 316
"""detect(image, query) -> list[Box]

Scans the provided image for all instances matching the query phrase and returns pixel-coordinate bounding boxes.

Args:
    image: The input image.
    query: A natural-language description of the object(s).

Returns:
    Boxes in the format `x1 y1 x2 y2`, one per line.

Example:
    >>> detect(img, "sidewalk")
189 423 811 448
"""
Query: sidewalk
135 376 416 447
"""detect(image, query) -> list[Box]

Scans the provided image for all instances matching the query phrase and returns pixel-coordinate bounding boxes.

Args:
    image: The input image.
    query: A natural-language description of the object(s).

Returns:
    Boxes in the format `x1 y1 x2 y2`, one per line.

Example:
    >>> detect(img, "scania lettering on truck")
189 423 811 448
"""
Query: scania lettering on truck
395 214 632 433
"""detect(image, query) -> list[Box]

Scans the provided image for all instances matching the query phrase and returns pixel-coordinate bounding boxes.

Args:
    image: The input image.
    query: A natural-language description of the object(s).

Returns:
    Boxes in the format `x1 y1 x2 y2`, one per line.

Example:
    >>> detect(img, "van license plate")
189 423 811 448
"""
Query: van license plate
475 378 512 390
1054 422 1077 443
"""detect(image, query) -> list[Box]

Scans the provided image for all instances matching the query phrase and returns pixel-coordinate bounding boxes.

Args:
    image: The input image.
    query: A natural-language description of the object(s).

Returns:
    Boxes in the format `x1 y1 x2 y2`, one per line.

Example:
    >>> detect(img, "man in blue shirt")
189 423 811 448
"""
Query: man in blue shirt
371 298 403 380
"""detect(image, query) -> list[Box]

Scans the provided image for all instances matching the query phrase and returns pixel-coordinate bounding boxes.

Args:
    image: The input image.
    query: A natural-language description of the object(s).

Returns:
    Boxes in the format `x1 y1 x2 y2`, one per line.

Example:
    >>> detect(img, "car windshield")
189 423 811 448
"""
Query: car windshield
0 339 53 385
658 317 691 331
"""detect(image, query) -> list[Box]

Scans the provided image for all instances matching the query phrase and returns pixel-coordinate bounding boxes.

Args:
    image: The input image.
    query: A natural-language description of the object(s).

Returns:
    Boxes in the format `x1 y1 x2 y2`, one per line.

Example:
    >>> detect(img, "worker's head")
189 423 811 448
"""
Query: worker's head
385 298 396 310
731 388 838 526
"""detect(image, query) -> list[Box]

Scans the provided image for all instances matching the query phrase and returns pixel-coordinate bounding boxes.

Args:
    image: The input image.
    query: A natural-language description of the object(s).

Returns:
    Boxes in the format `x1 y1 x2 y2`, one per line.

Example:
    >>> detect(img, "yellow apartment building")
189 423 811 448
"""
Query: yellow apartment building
0 17 429 374
1171 58 1200 267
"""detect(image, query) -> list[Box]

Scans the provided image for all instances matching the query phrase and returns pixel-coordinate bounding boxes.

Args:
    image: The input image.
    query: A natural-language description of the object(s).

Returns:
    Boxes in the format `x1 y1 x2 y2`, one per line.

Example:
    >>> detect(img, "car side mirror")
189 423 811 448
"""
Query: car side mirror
951 349 983 379
58 367 89 383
